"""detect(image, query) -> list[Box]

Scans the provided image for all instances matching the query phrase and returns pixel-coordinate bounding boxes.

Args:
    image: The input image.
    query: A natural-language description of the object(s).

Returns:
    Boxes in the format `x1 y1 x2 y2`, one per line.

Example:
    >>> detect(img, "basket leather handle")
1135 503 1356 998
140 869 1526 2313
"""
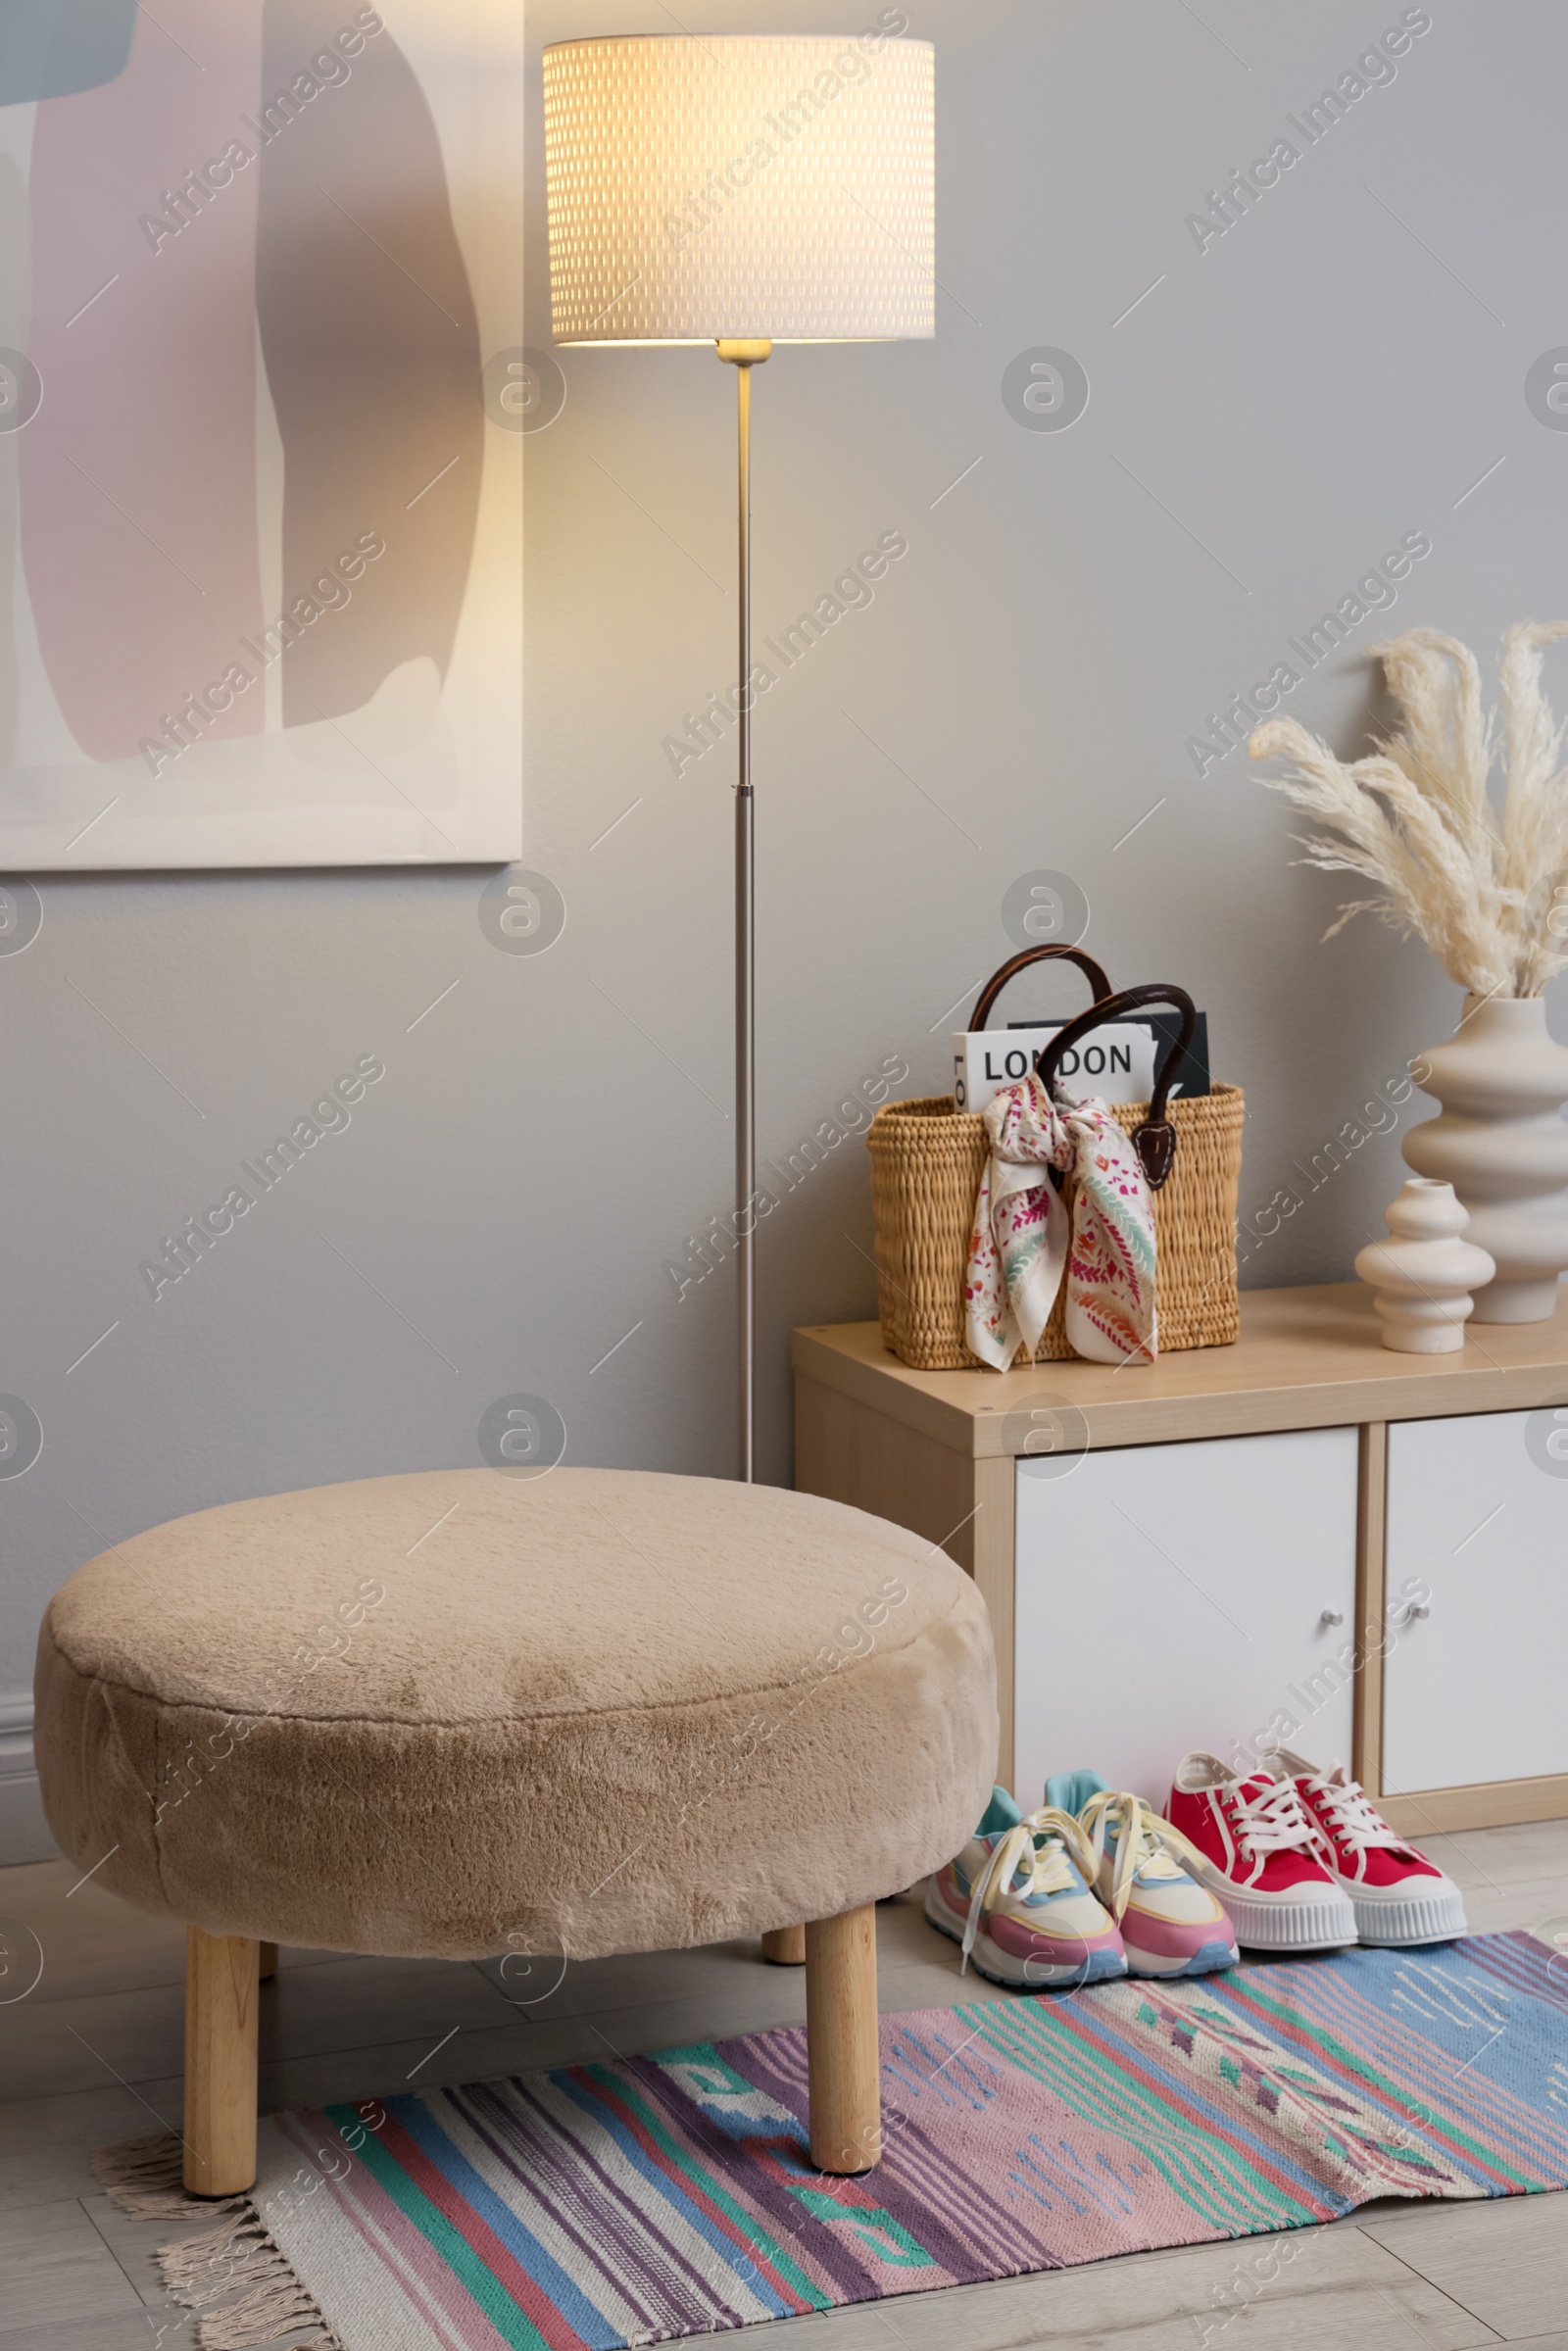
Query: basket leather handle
1033 983 1198 1192
969 944 1113 1033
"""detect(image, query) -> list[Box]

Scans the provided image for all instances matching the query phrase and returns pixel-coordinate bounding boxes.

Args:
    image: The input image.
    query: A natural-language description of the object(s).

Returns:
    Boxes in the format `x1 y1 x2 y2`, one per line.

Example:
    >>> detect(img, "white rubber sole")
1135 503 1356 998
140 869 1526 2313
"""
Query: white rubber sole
1190 1861 1357 1952
1351 1886 1469 1946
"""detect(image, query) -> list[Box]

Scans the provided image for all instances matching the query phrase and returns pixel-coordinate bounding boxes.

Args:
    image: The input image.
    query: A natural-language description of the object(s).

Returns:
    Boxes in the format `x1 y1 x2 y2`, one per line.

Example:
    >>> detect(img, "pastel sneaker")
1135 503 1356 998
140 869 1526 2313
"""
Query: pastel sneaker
925 1786 1127 1989
1164 1752 1358 1952
1260 1748 1468 1947
1047 1769 1239 1978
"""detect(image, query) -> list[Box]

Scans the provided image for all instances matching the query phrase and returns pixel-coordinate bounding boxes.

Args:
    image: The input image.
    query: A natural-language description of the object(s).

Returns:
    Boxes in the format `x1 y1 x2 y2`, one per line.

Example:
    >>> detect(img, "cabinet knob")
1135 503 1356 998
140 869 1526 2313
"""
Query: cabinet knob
1407 1601 1431 1620
1319 1609 1344 1627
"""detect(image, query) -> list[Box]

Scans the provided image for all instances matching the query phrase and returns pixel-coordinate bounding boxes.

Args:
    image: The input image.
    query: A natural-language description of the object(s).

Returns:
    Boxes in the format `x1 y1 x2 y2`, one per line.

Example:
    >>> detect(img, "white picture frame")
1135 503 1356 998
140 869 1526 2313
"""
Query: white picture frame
0 0 522 868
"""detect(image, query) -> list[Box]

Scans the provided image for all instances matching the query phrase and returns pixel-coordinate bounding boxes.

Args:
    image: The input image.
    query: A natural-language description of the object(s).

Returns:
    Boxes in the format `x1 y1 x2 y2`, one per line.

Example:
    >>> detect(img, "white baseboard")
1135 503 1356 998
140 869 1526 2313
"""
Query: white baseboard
0 1691 59 1866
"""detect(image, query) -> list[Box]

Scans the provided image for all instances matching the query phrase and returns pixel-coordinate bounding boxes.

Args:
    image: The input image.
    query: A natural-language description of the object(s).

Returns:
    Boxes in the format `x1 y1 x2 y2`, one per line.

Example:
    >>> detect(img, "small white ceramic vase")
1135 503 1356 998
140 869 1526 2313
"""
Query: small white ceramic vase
1402 994 1568 1321
1355 1178 1495 1353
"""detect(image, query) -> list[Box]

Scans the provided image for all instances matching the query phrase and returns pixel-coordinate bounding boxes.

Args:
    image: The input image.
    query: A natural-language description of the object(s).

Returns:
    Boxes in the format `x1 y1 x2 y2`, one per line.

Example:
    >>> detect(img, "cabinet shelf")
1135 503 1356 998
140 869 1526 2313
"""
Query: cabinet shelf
794 1282 1568 1833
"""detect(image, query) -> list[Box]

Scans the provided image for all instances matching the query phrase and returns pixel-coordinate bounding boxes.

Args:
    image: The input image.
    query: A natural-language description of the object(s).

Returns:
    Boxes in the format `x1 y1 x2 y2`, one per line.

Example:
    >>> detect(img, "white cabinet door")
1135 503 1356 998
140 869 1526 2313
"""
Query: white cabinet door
1013 1427 1360 1808
1384 1410 1568 1792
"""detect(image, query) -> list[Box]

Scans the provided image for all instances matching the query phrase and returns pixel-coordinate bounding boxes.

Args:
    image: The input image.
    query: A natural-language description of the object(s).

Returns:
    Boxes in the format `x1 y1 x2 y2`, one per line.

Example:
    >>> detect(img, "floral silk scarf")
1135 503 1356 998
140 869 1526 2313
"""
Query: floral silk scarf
965 1071 1157 1369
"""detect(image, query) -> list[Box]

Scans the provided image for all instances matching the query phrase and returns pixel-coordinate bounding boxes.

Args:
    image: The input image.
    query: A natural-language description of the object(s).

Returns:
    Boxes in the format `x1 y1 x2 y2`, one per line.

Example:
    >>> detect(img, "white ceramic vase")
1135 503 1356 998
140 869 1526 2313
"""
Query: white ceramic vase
1401 994 1568 1322
1354 1178 1494 1353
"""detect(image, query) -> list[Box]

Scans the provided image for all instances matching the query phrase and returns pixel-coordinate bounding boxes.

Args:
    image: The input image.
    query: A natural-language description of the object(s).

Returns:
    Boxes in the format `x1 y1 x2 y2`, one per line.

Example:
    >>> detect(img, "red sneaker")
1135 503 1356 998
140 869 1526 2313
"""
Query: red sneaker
1261 1748 1468 1947
1165 1752 1357 1951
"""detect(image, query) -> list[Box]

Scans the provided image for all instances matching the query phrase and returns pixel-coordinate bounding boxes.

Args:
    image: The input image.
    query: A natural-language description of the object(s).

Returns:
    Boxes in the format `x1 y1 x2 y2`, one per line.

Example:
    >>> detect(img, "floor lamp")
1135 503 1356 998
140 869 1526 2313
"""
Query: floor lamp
544 32 934 1483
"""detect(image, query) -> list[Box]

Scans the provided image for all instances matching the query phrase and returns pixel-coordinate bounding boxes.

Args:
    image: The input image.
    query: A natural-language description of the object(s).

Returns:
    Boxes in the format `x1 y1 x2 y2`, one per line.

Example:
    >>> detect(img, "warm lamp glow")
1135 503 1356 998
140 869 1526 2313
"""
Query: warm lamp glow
543 33 934 345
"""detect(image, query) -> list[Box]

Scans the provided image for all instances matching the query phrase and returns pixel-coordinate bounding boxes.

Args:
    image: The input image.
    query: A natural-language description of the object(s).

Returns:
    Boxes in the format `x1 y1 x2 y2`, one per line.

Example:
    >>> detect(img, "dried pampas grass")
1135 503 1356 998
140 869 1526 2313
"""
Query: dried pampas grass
1249 623 1568 997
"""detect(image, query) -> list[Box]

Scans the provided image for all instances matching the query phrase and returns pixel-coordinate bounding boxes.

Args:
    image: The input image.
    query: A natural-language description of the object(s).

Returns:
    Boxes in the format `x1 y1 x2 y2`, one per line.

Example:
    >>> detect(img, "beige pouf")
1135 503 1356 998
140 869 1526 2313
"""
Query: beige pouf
34 1466 997 2189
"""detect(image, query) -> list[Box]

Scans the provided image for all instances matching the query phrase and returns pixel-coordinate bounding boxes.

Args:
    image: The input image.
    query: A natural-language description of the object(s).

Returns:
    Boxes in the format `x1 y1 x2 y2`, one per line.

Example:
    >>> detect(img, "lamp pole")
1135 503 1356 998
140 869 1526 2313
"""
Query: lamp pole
545 32 932 1490
717 337 770 1484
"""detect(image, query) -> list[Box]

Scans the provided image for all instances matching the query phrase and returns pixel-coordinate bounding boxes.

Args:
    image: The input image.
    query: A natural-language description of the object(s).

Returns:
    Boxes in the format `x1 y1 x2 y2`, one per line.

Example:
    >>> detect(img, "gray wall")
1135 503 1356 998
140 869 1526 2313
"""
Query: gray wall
4 0 1565 1849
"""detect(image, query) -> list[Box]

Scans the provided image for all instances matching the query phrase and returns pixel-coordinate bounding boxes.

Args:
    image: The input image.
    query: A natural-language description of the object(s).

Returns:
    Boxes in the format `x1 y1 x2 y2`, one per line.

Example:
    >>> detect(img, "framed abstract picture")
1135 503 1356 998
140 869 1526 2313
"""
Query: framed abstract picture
0 0 523 867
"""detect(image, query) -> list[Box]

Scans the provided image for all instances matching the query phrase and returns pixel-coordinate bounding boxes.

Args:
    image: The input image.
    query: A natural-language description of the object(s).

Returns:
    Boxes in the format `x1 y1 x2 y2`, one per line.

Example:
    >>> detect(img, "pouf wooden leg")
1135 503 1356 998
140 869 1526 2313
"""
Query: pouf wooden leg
805 1905 880 2175
183 1928 260 2196
761 1926 806 1965
257 1941 278 1982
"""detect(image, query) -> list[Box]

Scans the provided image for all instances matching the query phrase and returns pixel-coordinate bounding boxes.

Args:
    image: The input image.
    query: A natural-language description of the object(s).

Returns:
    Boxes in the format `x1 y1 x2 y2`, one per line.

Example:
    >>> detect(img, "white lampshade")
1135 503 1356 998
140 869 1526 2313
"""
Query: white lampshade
544 33 933 345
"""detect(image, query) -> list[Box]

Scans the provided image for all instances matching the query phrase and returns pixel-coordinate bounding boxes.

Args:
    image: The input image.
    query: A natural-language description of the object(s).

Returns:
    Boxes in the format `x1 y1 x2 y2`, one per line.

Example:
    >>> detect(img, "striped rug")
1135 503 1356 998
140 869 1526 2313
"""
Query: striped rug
131 1933 1568 2348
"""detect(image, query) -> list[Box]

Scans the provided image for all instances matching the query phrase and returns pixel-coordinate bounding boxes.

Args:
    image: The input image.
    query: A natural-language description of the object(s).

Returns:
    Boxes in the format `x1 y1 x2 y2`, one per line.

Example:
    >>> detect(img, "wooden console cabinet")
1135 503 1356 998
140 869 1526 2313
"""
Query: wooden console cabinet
793 1282 1568 1837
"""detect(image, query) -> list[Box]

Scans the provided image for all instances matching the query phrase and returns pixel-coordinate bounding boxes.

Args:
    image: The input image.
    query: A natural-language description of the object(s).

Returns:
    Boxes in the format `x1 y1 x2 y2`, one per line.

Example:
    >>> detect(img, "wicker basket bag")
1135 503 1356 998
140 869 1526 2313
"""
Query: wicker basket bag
867 948 1244 1369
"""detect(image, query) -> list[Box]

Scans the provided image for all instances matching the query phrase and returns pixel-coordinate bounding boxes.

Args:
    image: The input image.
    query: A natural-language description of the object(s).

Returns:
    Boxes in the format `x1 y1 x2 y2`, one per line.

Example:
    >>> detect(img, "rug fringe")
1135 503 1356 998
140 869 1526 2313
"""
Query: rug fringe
90 2130 248 2222
157 2208 270 2302
94 2132 341 2349
156 2208 342 2349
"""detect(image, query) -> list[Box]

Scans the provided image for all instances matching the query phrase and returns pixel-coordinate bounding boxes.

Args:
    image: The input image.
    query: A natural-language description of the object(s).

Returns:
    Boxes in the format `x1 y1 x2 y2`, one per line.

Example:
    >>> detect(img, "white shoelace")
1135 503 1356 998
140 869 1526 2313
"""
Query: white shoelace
1224 1775 1322 1862
959 1806 1097 1973
1302 1773 1402 1853
1077 1790 1213 1922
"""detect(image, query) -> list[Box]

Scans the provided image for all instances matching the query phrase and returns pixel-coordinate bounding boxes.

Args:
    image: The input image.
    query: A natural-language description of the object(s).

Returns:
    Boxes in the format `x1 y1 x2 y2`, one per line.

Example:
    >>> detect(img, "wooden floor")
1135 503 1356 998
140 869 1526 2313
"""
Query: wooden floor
2 1820 1566 2349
